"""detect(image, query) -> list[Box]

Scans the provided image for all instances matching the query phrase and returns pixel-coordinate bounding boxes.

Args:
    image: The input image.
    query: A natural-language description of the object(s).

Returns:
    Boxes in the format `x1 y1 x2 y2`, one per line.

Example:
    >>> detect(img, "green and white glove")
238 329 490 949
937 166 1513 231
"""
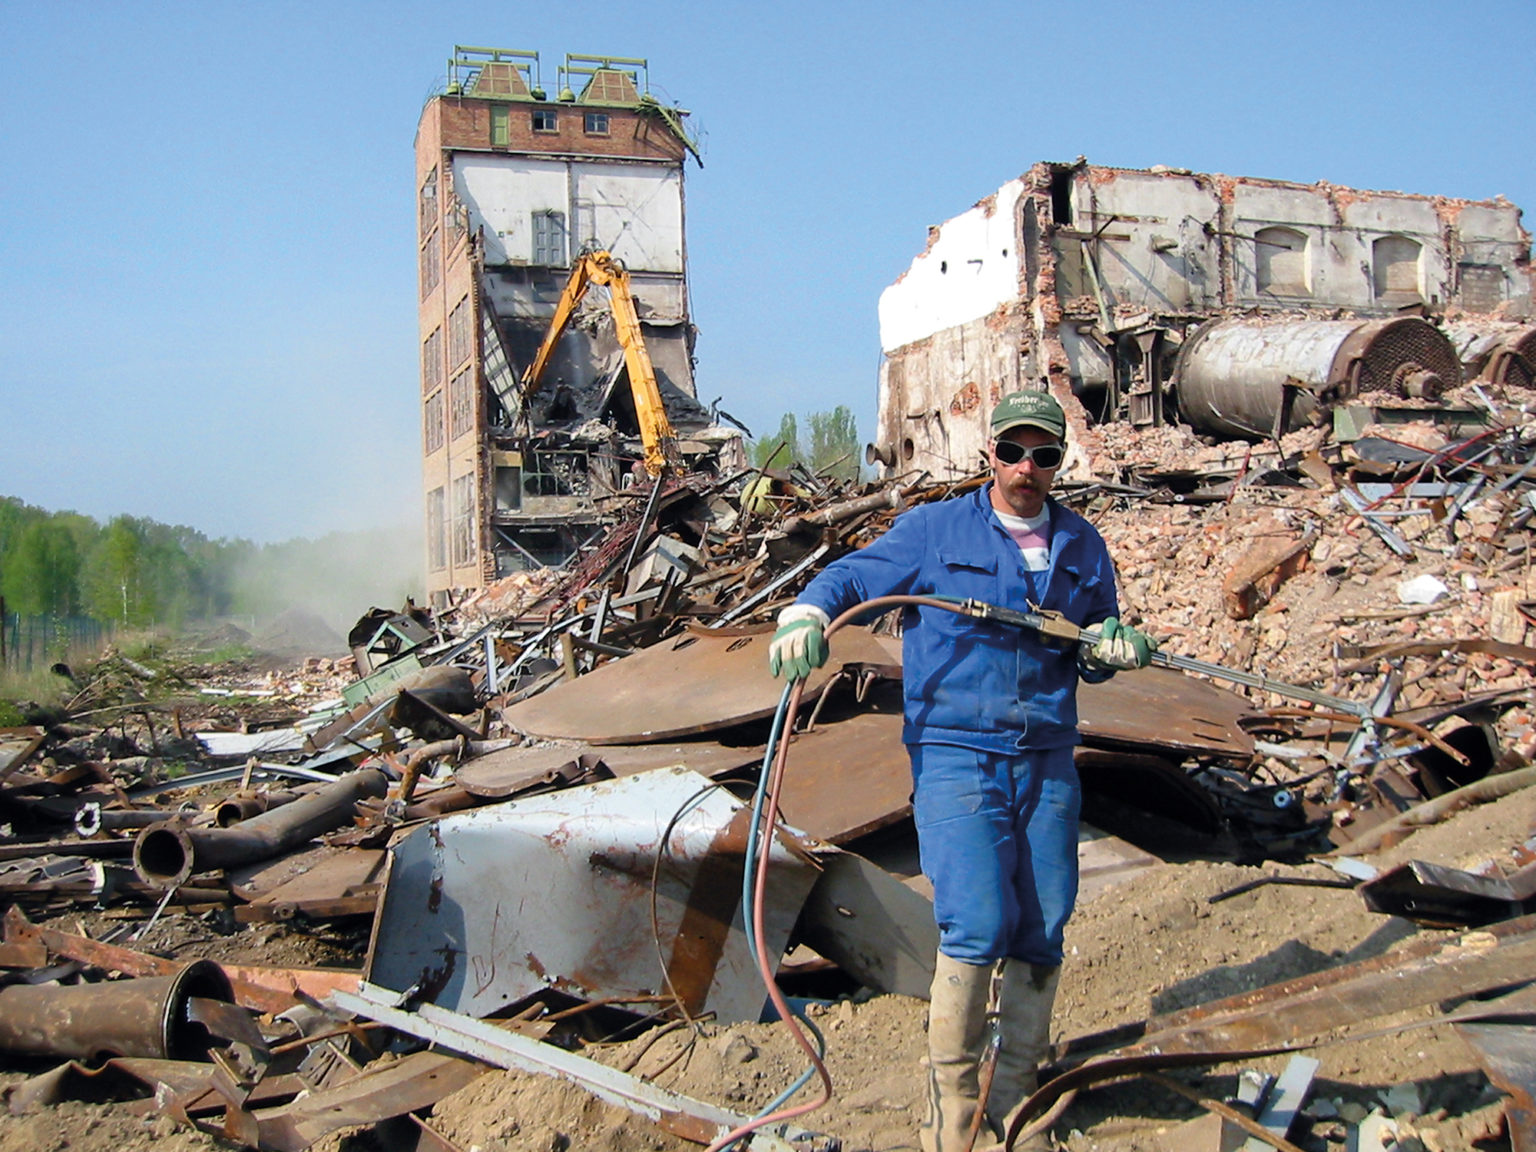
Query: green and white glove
768 603 830 681
1082 616 1156 671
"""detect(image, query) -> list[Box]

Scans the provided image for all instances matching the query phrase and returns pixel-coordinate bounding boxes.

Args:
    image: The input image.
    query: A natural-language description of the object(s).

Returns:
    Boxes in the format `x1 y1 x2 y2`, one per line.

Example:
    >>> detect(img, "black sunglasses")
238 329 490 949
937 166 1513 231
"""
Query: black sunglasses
993 440 1064 469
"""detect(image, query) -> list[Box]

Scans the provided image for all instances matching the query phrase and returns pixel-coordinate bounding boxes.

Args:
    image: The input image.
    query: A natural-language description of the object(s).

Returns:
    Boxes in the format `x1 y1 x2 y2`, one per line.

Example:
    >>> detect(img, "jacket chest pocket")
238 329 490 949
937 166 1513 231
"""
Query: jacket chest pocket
936 549 998 602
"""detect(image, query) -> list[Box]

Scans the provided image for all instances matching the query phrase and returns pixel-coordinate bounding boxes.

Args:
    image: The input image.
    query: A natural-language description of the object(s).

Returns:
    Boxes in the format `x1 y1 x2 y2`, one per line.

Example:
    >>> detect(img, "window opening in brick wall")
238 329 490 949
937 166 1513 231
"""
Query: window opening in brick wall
449 366 476 441
491 106 510 147
419 167 438 237
425 487 446 571
424 390 445 454
448 295 473 368
421 327 443 394
1459 264 1506 313
532 107 558 133
532 211 567 266
584 111 609 135
451 474 476 567
419 238 441 298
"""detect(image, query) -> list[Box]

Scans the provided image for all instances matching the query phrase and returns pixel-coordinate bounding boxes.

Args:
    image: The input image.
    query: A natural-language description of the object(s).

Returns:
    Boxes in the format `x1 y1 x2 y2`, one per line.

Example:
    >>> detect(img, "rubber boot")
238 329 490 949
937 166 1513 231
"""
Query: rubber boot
920 952 995 1152
983 961 1059 1151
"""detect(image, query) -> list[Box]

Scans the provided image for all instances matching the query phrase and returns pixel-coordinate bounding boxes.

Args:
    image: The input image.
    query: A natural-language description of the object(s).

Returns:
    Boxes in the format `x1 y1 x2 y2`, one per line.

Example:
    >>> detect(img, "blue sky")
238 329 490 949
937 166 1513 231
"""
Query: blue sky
3 1 1532 544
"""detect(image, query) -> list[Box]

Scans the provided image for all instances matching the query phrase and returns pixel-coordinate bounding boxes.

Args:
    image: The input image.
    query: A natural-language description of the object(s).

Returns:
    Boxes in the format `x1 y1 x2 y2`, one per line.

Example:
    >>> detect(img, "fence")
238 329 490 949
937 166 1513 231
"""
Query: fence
0 613 113 672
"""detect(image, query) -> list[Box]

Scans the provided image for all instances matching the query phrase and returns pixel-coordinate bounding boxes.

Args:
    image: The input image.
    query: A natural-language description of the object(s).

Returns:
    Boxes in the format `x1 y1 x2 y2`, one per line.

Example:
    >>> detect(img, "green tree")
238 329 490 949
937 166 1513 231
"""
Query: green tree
750 413 800 470
749 408 862 481
84 516 151 624
806 406 861 481
5 520 82 616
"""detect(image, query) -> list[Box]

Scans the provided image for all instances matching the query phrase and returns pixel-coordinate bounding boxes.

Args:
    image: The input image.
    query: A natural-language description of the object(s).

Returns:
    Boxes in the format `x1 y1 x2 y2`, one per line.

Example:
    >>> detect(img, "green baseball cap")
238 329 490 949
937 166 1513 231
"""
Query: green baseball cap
990 390 1066 440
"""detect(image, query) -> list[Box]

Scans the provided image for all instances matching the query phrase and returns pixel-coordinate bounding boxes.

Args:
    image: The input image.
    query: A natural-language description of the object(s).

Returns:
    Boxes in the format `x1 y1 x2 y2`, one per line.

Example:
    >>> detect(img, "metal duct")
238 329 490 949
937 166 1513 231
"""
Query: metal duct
1175 317 1461 440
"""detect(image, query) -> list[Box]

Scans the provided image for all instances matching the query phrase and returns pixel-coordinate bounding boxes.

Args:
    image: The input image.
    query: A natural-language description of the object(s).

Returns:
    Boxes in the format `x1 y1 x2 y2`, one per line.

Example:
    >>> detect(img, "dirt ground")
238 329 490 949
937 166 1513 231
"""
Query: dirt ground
1 780 1530 1152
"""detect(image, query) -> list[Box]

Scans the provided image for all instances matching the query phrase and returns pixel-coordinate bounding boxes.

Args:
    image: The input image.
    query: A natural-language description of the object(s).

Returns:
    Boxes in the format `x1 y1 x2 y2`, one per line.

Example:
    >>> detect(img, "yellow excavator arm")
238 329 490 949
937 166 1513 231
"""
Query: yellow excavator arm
520 250 682 478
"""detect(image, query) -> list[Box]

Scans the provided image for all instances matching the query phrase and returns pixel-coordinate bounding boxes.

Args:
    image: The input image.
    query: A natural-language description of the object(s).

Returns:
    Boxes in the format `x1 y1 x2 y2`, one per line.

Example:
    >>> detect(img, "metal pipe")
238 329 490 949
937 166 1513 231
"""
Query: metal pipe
0 959 233 1061
781 487 907 535
133 769 388 888
214 788 304 828
75 803 187 837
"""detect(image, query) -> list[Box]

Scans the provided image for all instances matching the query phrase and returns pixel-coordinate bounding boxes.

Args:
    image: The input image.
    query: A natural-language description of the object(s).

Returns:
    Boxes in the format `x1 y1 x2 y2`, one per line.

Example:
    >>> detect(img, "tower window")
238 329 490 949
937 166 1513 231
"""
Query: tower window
584 111 610 135
532 107 558 133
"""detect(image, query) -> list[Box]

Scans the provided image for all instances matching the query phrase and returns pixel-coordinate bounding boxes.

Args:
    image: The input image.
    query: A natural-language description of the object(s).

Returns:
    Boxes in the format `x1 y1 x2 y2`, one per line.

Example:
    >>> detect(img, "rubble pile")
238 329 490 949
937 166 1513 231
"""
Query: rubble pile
0 387 1534 1151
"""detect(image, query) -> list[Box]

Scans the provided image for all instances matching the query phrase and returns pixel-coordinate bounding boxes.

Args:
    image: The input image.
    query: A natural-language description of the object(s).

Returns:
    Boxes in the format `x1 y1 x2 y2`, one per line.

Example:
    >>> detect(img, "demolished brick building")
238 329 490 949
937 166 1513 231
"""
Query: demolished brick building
416 47 742 606
872 160 1535 479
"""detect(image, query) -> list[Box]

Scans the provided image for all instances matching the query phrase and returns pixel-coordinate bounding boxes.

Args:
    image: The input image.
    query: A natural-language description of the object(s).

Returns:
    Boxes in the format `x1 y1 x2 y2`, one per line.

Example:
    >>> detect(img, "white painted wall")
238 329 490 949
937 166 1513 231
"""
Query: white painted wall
452 155 683 274
878 179 1024 353
453 155 569 266
573 163 684 273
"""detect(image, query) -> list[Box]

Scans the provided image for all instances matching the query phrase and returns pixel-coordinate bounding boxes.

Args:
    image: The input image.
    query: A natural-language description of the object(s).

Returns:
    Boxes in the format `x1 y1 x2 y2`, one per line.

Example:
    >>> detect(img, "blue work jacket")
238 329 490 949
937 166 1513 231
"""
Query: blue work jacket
796 484 1120 754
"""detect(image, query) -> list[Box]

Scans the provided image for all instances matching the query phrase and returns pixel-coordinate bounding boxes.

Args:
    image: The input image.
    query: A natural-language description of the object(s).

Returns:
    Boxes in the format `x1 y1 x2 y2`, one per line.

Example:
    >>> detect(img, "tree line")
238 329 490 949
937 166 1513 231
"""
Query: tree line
749 406 862 481
0 496 419 630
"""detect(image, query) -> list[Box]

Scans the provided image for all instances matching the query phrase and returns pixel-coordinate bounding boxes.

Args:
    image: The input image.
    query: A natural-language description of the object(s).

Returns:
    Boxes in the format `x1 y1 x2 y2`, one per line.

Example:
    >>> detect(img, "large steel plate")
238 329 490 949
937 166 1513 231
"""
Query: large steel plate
455 740 765 798
503 625 894 744
1080 667 1255 758
367 766 820 1024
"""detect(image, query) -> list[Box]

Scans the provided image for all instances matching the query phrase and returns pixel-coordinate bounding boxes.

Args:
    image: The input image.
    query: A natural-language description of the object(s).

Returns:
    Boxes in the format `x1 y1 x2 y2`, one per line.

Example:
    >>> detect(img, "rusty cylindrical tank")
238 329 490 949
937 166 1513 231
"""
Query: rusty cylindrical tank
1174 317 1462 439
133 768 388 888
0 960 232 1061
1445 322 1536 390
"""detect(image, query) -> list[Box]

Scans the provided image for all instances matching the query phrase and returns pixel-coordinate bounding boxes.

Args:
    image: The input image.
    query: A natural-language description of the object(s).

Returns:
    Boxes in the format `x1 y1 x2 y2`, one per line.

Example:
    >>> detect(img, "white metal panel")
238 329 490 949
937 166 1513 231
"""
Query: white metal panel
878 179 1024 352
571 163 684 273
452 155 569 265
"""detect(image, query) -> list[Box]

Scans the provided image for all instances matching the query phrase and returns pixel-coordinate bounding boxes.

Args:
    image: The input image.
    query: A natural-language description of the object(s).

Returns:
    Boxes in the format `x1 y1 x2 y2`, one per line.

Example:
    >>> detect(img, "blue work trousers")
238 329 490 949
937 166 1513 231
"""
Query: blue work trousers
910 743 1081 966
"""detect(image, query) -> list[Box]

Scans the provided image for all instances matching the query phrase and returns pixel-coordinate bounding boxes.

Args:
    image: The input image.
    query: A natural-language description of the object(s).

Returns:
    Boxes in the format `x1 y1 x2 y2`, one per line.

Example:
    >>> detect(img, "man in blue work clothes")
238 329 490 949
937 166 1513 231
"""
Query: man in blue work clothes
769 390 1153 1151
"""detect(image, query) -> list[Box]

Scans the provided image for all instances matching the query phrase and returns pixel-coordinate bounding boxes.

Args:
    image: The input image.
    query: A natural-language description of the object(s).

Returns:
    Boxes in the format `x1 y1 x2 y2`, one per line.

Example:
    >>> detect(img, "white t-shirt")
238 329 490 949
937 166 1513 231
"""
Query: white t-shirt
995 507 1051 572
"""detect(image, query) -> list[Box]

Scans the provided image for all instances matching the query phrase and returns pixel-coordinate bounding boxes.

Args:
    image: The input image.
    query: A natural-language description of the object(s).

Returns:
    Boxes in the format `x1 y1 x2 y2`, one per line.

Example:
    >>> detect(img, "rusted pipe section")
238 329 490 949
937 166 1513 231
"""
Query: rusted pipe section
133 768 388 888
398 737 517 803
215 788 304 828
0 959 233 1061
75 803 184 838
781 488 907 535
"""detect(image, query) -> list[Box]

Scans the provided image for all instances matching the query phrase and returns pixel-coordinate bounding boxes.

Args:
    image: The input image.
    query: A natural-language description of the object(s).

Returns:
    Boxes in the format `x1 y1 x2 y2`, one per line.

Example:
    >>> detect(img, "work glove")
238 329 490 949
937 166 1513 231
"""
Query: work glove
1081 616 1156 672
768 603 830 681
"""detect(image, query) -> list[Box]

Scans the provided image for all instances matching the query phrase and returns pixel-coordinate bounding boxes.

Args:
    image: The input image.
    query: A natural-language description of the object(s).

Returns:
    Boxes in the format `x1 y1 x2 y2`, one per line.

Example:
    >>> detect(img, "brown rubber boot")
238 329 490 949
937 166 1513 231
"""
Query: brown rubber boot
983 961 1059 1151
920 952 995 1152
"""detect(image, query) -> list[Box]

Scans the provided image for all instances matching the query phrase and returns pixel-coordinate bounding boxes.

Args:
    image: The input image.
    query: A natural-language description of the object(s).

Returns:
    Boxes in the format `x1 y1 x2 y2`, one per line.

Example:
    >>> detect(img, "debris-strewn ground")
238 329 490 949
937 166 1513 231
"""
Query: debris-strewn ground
0 781 1527 1152
1 393 1534 1152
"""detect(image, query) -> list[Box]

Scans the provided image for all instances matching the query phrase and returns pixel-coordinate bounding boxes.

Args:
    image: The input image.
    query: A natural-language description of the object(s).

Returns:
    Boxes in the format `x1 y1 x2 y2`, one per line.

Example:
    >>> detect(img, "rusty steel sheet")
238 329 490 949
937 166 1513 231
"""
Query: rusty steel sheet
229 847 386 922
2 906 360 1017
1079 666 1256 759
249 1049 486 1152
776 710 910 843
455 740 765 797
1456 1022 1536 1152
1012 917 1536 1138
366 766 821 1024
503 623 893 744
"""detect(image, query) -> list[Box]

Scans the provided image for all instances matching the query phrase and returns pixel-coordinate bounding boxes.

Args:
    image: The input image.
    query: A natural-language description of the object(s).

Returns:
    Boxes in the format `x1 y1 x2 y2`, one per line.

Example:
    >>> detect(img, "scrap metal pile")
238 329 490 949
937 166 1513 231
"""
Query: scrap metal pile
0 382 1535 1149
